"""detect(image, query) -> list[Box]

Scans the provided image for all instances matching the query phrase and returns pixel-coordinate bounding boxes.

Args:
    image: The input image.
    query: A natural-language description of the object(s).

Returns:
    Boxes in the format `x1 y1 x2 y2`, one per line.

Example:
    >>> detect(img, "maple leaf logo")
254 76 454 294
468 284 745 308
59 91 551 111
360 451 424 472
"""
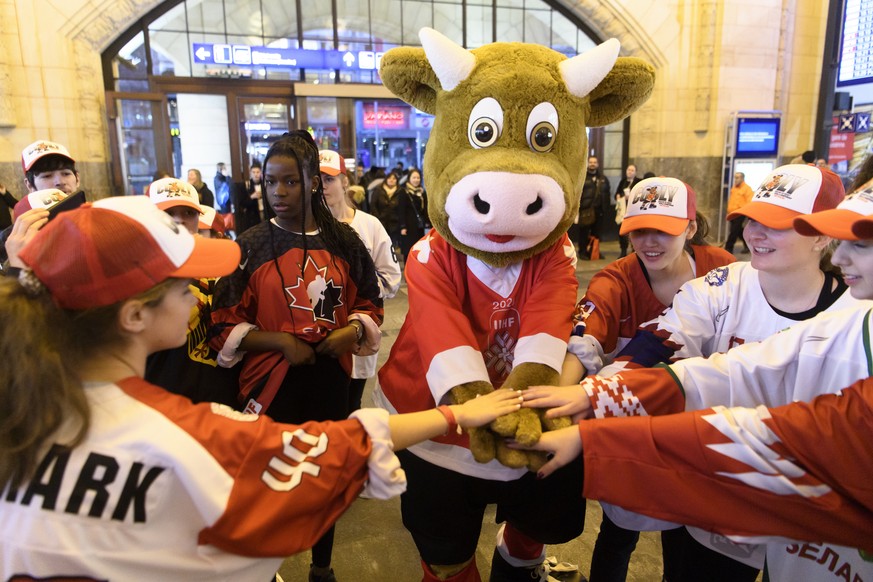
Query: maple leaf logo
284 255 344 324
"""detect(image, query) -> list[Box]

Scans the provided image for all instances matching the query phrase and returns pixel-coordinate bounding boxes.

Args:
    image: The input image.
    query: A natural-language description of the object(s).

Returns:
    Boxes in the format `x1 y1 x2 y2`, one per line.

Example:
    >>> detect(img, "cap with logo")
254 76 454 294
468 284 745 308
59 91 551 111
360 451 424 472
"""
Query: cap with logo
198 205 226 235
21 140 75 173
319 150 347 176
148 177 203 214
13 189 68 220
727 164 845 230
18 196 240 310
794 181 873 241
620 177 697 236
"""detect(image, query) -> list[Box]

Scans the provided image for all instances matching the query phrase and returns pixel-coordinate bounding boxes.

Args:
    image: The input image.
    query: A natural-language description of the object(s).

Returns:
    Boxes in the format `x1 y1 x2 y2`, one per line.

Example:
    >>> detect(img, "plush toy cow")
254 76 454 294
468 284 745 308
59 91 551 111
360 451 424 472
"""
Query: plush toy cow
375 28 654 582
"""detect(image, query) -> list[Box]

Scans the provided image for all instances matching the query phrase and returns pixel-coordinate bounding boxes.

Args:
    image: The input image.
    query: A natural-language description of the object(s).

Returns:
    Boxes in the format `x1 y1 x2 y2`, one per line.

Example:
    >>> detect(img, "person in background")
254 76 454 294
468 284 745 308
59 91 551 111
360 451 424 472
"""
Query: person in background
0 195 523 580
815 158 828 169
233 160 265 236
399 167 429 263
21 140 80 196
0 183 19 233
347 185 368 211
613 164 641 258
577 156 610 259
145 177 239 407
320 149 401 413
2 140 83 265
371 170 405 254
187 168 214 208
723 171 753 254
560 176 734 582
210 131 384 582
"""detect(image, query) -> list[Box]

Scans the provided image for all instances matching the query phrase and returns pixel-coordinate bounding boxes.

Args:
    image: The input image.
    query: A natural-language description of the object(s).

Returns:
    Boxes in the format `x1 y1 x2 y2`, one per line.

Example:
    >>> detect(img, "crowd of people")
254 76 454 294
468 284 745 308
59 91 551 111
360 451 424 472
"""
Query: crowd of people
1 135 871 582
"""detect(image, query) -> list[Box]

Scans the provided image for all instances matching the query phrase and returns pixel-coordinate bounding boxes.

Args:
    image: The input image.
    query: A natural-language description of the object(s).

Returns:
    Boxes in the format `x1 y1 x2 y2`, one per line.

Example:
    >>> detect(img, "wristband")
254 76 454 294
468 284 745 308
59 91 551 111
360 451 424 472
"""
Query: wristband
436 405 460 435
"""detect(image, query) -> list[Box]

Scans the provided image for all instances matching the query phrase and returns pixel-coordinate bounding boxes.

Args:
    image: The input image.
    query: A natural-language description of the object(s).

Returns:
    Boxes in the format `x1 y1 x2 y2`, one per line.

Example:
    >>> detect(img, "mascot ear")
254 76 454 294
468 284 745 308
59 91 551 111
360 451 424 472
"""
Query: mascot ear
586 57 656 128
379 27 476 114
379 47 440 114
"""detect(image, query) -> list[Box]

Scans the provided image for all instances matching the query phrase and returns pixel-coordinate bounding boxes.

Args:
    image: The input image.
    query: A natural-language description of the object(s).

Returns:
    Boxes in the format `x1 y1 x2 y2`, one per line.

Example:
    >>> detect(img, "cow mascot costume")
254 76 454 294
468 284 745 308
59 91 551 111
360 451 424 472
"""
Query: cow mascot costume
375 28 655 581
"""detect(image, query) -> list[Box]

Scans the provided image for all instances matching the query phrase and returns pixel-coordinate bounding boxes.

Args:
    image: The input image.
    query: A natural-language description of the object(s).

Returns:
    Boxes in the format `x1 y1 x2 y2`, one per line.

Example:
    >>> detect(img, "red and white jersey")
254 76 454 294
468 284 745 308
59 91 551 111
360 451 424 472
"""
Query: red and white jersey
580 379 873 581
0 378 404 581
581 306 873 579
375 231 577 480
568 245 734 374
600 262 867 376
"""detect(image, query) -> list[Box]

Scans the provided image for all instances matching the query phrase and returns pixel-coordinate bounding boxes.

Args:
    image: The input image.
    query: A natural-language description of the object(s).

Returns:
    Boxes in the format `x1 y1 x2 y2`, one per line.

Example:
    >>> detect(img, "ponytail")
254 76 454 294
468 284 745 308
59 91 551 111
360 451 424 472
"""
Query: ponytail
0 275 178 489
0 276 89 489
687 210 712 247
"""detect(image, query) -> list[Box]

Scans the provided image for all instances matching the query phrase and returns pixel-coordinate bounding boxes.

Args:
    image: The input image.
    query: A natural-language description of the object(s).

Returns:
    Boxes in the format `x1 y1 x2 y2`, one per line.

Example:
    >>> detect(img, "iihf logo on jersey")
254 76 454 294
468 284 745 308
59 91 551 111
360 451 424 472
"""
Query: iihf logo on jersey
754 172 808 200
631 184 678 211
486 307 521 381
704 266 729 287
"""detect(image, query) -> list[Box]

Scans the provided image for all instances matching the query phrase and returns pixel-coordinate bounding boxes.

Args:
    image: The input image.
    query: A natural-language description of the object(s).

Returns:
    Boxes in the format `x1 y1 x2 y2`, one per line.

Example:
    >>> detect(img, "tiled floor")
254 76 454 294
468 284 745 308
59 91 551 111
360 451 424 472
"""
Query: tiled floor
278 241 665 581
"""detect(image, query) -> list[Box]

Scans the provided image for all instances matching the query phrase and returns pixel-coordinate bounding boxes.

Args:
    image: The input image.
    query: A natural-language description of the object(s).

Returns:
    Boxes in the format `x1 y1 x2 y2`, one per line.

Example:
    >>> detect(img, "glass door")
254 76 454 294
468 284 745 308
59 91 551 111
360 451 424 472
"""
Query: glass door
106 93 172 196
237 98 294 174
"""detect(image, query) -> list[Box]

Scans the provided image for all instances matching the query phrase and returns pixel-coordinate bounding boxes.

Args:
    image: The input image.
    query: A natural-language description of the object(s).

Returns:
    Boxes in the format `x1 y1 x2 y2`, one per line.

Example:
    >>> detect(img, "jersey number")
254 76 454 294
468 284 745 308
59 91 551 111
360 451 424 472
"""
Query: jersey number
261 429 329 492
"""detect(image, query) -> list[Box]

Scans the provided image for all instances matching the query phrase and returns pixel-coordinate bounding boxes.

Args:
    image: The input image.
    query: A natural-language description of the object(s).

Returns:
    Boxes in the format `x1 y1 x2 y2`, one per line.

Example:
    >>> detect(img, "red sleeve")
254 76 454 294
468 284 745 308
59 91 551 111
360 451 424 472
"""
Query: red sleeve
200 416 372 556
580 378 873 552
573 265 629 354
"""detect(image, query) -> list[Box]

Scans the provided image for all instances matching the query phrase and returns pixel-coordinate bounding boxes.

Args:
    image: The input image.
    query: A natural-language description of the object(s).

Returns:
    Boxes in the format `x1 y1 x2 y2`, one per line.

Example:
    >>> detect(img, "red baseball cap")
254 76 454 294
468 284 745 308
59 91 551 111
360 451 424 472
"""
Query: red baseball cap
319 150 347 176
727 164 845 229
18 196 240 309
13 189 68 220
620 177 697 236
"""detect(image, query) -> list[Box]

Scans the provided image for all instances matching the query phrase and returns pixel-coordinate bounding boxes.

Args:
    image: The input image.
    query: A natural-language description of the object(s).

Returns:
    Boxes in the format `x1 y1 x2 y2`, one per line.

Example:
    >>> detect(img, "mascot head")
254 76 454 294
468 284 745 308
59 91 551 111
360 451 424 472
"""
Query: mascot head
380 28 655 267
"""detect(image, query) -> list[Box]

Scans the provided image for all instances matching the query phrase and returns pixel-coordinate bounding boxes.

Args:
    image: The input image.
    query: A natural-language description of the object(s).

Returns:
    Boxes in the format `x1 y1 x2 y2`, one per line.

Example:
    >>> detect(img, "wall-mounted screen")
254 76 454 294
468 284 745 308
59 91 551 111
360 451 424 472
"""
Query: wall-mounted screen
735 117 780 159
837 0 873 87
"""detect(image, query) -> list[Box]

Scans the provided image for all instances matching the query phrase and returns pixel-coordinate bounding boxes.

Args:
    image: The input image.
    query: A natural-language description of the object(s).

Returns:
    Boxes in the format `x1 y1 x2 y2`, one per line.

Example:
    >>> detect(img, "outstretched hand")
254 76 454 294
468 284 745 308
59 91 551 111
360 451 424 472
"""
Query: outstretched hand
453 389 523 429
509 425 582 478
522 384 593 422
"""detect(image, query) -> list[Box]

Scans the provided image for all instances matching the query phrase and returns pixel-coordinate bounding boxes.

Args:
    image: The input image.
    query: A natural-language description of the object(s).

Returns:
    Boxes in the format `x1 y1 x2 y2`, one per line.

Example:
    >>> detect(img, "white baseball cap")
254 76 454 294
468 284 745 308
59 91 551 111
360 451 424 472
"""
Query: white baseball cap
21 140 75 172
319 150 347 176
727 164 845 229
148 177 203 213
620 177 697 236
13 189 68 220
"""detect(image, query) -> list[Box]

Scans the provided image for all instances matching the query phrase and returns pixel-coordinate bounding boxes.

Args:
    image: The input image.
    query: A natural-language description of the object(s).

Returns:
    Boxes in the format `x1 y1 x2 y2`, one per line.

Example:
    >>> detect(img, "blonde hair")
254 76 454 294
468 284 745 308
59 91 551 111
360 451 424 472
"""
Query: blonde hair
0 277 177 488
348 185 366 207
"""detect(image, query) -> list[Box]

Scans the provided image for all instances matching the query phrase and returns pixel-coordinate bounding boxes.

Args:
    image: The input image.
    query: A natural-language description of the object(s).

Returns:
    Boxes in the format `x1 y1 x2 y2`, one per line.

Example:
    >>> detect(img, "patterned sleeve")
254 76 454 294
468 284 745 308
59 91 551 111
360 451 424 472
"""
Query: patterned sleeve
579 378 873 552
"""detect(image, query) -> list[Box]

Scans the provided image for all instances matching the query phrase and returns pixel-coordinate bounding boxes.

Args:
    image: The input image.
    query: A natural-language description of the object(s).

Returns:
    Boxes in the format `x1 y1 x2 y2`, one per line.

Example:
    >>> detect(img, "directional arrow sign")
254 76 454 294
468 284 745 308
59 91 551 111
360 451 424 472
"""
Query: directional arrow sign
195 46 211 61
343 51 355 67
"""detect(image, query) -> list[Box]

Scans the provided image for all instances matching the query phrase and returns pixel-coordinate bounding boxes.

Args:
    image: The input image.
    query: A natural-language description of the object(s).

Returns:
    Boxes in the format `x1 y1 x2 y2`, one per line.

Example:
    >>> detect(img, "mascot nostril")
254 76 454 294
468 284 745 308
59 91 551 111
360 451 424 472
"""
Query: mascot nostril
526 197 543 215
473 193 490 214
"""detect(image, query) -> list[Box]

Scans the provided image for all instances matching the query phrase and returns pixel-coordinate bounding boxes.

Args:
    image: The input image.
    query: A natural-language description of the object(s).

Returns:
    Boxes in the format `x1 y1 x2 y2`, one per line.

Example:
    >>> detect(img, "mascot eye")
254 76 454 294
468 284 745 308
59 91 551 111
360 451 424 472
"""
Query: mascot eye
525 102 559 153
467 97 504 149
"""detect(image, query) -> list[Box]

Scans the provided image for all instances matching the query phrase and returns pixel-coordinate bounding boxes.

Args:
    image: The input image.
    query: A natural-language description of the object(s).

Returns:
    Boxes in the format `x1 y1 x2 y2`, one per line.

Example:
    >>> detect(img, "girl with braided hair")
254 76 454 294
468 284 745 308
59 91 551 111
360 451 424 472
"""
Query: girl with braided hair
210 131 383 582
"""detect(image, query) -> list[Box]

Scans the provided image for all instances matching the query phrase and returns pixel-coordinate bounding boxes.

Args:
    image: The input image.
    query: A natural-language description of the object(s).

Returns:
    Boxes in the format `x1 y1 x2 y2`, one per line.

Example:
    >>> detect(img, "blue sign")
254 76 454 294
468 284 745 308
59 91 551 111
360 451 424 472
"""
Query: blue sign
839 113 856 133
856 112 871 133
192 43 385 71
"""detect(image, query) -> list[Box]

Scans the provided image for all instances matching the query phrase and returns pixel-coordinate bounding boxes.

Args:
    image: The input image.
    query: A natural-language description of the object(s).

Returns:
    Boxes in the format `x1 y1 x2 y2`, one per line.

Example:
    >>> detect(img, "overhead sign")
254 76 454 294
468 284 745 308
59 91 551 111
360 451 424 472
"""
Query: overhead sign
192 43 385 71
